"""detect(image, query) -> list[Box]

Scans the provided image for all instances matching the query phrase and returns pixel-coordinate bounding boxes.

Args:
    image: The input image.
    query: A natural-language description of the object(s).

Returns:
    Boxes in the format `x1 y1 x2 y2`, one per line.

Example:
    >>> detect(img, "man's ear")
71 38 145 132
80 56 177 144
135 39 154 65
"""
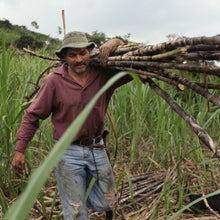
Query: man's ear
87 48 92 54
61 52 65 59
87 45 94 54
61 48 67 59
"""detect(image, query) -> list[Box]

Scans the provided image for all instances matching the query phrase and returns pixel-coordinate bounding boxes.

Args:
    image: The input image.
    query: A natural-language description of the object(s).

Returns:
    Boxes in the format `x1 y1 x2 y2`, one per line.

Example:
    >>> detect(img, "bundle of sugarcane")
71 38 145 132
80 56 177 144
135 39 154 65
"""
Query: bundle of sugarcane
116 171 170 219
91 35 220 94
23 35 220 159
90 35 220 159
118 172 166 205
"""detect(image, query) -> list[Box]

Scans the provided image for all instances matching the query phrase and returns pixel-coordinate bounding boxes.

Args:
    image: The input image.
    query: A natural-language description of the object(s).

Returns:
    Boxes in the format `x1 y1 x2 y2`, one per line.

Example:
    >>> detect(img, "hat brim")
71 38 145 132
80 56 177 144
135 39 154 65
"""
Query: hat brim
55 42 96 59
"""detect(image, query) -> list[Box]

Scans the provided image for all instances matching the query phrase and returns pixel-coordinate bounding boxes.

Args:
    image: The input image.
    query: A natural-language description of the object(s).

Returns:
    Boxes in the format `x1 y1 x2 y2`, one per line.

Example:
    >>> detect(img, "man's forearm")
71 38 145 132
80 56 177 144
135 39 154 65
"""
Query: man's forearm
15 113 40 153
98 39 125 65
102 38 125 53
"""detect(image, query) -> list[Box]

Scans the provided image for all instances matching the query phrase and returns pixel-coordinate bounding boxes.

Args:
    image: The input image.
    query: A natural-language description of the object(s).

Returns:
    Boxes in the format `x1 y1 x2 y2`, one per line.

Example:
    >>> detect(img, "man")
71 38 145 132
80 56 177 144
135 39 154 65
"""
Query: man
12 31 131 219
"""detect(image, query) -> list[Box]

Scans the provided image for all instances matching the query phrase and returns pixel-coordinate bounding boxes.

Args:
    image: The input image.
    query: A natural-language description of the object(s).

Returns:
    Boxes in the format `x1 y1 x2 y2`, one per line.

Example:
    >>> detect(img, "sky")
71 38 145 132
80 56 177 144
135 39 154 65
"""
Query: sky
0 0 220 45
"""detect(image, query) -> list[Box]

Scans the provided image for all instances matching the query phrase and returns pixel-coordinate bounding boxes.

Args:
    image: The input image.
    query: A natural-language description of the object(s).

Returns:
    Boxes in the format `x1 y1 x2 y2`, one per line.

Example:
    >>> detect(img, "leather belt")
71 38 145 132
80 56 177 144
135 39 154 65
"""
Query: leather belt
72 136 102 146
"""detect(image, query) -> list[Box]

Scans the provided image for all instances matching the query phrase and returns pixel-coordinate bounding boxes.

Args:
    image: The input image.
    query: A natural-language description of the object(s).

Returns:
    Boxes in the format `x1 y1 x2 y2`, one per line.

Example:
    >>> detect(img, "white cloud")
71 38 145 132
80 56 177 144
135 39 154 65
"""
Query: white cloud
0 0 220 44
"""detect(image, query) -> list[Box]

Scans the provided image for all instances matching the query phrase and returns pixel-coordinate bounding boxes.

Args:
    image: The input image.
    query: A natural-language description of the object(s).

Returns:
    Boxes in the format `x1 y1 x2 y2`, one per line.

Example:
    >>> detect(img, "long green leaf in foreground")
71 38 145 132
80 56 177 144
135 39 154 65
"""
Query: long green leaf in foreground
5 71 129 220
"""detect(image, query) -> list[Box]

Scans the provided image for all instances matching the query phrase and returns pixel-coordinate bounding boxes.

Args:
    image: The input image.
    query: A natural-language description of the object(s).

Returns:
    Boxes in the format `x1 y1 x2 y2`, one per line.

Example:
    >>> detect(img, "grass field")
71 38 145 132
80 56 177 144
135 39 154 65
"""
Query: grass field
0 37 220 219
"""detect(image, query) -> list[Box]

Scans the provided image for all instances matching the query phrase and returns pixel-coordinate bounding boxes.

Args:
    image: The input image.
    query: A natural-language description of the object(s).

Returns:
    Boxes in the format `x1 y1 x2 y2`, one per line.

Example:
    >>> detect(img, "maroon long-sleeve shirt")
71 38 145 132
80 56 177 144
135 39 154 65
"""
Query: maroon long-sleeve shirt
15 63 131 153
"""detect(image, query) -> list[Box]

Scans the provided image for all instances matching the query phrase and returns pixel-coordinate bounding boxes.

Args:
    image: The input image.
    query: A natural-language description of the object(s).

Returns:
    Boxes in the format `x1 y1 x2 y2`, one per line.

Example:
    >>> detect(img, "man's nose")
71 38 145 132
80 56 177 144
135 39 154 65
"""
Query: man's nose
75 55 83 62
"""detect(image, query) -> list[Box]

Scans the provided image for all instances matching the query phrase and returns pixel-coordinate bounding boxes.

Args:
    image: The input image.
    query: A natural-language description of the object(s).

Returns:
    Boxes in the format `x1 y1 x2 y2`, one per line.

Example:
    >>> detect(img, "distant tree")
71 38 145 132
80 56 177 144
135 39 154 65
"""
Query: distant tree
45 38 62 51
85 30 107 47
15 35 44 49
19 25 27 30
31 21 39 29
0 19 13 29
85 30 132 47
58 26 62 35
114 33 131 44
123 33 131 42
166 33 186 41
166 33 178 41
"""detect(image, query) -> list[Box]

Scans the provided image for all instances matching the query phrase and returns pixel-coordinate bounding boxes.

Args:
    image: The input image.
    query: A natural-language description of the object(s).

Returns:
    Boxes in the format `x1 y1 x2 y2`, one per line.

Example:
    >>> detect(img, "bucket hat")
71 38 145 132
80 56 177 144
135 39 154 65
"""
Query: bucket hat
56 31 96 59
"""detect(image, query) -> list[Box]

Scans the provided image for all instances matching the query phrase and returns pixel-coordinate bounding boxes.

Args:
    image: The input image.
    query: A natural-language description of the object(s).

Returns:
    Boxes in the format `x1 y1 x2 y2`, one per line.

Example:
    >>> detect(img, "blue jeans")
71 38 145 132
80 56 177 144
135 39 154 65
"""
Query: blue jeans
55 141 117 220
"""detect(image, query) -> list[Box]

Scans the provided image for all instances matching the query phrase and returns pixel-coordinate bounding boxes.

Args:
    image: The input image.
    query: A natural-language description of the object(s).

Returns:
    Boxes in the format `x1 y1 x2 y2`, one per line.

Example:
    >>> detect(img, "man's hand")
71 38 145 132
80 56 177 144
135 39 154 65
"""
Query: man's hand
12 151 26 177
98 39 125 65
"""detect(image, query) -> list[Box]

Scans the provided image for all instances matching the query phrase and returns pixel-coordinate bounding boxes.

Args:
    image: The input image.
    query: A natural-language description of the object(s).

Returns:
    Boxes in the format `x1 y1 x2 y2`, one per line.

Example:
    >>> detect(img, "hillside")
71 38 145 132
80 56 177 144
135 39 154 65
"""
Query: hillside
0 19 133 51
0 19 61 50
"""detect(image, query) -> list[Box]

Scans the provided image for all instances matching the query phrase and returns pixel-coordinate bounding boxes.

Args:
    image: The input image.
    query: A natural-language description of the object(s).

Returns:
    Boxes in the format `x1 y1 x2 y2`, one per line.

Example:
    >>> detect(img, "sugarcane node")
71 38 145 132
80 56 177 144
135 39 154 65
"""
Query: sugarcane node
145 82 149 86
140 75 147 80
177 84 185 91
216 146 220 159
197 131 202 137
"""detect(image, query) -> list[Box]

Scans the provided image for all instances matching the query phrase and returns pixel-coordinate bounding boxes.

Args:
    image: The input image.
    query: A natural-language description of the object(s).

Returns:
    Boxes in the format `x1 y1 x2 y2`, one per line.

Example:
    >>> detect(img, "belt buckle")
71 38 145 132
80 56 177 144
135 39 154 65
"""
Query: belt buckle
83 140 90 145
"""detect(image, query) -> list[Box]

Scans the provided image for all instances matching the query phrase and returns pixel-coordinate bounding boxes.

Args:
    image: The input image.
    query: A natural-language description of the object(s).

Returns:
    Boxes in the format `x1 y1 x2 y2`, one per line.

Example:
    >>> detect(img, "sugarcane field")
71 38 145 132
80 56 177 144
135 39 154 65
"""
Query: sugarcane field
1 19 220 219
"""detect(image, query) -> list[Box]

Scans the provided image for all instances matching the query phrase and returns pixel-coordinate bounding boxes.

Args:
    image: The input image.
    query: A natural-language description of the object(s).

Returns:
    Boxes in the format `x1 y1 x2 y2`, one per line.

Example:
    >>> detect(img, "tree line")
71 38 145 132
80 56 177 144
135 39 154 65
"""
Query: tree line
0 19 131 51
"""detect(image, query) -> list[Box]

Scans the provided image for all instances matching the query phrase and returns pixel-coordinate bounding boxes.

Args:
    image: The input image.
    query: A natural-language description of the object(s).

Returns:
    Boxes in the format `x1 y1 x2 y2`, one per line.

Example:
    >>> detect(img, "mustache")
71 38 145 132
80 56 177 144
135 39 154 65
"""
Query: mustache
74 61 86 67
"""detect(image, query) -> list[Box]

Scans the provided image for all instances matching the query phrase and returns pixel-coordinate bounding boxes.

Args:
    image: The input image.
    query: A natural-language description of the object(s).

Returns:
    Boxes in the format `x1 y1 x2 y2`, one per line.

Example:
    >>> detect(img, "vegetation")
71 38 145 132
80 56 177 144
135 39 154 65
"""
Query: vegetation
0 19 130 50
0 23 220 219
85 30 131 47
0 19 58 49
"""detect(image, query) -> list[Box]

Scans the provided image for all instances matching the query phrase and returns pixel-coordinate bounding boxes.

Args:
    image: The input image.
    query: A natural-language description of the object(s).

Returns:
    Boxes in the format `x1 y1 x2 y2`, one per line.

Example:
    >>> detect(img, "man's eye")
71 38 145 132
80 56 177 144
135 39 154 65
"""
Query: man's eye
69 54 76 57
80 51 87 56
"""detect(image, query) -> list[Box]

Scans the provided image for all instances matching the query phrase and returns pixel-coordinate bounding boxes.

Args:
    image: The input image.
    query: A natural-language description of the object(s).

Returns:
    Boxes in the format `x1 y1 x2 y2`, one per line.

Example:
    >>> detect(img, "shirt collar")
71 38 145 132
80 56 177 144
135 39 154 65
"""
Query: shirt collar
53 63 99 85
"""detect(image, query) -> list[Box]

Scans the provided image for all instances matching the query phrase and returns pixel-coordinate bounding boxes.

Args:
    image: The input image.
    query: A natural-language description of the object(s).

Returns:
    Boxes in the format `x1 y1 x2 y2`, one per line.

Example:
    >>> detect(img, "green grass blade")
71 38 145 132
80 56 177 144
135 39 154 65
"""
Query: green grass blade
116 171 136 208
39 190 47 216
84 177 96 203
125 171 136 208
49 188 58 220
0 187 8 214
116 171 126 190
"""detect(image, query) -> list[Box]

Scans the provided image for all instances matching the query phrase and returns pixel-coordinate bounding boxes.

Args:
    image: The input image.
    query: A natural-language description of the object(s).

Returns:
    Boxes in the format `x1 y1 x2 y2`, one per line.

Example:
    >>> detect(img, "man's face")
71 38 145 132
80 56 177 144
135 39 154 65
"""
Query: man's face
64 48 90 74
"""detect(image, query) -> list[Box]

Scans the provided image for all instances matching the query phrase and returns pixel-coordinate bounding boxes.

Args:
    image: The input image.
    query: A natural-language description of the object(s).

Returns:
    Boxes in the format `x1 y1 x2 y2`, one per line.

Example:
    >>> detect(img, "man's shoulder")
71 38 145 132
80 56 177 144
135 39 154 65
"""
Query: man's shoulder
44 71 60 81
41 70 63 88
91 66 116 77
45 64 66 80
